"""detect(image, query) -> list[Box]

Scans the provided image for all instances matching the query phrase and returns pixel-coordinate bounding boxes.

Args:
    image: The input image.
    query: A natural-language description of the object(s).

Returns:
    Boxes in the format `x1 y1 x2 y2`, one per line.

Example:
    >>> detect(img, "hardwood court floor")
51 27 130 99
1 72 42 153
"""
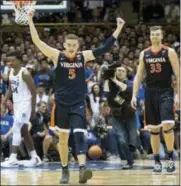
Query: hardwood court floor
1 160 180 185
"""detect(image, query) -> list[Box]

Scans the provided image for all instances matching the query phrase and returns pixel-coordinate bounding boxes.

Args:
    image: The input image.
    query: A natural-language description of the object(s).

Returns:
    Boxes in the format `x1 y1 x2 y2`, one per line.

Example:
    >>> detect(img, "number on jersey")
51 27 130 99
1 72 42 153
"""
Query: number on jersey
12 86 18 93
69 69 76 80
150 63 162 73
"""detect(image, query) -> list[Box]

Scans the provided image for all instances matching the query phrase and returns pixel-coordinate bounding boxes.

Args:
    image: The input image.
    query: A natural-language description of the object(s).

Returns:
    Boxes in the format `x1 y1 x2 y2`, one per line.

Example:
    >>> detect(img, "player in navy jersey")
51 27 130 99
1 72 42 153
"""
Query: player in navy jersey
28 9 125 184
131 26 180 174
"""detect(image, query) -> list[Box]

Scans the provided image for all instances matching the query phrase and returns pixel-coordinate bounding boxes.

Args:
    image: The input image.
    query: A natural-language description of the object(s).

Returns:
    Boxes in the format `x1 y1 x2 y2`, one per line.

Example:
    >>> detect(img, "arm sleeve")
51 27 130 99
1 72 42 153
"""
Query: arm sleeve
92 36 116 57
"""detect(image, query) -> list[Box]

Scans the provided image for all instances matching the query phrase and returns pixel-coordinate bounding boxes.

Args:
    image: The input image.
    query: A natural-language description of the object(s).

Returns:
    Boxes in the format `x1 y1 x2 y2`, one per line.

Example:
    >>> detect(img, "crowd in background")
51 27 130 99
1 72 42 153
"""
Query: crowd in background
1 0 180 24
0 0 180 163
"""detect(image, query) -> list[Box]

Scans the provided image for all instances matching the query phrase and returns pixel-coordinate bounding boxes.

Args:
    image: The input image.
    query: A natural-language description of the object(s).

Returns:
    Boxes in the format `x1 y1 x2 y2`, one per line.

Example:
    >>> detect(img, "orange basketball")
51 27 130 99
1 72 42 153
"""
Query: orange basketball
88 145 102 159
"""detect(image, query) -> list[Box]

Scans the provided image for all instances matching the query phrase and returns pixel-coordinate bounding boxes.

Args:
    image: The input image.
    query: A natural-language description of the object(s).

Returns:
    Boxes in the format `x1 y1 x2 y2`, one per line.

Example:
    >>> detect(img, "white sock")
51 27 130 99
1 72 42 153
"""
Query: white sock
30 150 37 158
10 153 17 159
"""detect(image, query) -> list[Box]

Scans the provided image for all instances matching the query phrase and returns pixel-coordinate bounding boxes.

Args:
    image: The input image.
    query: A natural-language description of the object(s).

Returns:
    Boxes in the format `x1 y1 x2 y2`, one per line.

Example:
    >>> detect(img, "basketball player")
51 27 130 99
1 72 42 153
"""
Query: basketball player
1 51 42 167
131 26 180 173
27 10 125 184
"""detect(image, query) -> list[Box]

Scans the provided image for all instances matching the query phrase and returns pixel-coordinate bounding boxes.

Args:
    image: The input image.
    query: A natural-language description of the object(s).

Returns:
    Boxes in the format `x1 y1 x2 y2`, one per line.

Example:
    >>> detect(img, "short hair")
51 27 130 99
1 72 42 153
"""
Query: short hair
150 26 163 32
6 51 21 60
65 34 79 41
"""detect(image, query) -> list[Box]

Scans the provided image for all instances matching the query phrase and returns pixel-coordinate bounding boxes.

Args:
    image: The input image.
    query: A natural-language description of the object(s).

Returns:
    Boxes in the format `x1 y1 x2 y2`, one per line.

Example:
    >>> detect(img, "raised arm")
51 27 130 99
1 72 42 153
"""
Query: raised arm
131 51 145 109
27 10 60 67
82 18 125 63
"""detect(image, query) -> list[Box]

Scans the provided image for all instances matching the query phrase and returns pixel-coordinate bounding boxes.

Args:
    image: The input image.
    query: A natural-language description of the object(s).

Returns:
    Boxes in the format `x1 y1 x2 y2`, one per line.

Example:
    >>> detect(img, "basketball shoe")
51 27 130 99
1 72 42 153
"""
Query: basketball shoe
152 163 162 174
79 166 93 183
60 167 70 184
1 155 19 167
22 156 42 167
166 160 176 173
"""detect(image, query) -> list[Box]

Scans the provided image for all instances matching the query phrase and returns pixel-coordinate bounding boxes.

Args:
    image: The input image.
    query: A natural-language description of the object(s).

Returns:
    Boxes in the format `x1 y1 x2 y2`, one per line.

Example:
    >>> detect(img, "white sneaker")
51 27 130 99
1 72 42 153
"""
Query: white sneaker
23 156 42 167
1 157 19 168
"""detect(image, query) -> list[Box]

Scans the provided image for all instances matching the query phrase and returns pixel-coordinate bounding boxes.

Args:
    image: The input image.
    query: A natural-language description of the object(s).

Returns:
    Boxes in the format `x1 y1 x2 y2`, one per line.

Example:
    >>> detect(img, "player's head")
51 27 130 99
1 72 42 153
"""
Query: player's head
63 34 79 57
6 51 21 69
116 66 127 80
150 26 163 44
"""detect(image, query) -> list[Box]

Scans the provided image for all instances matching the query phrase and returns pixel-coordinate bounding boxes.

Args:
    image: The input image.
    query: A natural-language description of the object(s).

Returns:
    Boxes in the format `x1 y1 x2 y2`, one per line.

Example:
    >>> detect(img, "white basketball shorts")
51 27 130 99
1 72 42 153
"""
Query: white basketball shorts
14 101 32 124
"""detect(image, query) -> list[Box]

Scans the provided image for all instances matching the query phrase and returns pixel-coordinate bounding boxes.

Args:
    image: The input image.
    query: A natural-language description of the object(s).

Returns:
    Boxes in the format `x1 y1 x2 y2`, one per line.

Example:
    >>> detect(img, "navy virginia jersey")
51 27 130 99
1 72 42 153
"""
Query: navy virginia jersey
54 52 86 106
143 45 173 88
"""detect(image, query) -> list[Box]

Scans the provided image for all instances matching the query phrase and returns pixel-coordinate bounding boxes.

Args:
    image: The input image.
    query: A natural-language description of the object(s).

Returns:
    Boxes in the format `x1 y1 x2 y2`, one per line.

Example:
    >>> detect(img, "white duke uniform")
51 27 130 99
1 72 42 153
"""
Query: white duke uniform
9 67 32 125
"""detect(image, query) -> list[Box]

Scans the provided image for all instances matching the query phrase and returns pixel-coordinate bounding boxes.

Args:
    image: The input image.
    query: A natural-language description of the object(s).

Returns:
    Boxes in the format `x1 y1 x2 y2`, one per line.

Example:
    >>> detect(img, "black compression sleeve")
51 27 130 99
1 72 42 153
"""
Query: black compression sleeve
92 36 116 57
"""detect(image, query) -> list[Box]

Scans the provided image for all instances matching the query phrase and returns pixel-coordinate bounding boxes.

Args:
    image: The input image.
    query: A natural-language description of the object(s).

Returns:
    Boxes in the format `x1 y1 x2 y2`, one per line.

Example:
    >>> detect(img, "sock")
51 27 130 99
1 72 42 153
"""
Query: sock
79 164 85 170
30 150 37 158
10 153 17 159
167 151 173 160
154 154 161 164
62 165 68 170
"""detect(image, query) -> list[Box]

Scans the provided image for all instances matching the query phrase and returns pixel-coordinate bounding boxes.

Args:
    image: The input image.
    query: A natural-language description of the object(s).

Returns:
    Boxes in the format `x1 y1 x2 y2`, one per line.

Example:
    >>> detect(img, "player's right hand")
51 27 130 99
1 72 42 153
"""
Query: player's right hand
27 8 35 20
131 96 137 110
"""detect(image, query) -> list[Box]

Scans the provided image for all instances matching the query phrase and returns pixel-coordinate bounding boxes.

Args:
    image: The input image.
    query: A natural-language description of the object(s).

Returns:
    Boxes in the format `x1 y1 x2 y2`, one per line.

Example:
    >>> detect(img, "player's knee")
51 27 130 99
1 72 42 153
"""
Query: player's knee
74 132 87 155
59 131 69 145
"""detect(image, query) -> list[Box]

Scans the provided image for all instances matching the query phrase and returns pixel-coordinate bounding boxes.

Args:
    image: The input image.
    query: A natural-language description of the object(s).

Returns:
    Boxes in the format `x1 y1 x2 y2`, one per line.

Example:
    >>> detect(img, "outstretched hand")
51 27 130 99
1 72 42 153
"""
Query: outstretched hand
27 8 35 21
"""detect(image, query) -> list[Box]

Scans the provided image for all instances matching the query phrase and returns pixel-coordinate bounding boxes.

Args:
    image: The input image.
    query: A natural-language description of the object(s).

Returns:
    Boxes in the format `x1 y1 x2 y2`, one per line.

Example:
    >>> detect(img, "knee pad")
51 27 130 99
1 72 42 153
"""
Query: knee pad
151 131 160 135
12 126 22 146
74 132 87 155
164 127 174 134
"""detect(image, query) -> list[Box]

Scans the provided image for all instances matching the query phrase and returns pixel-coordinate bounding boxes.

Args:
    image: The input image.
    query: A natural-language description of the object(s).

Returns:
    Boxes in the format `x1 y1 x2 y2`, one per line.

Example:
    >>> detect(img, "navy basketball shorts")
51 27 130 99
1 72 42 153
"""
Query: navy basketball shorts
144 87 175 125
54 101 87 133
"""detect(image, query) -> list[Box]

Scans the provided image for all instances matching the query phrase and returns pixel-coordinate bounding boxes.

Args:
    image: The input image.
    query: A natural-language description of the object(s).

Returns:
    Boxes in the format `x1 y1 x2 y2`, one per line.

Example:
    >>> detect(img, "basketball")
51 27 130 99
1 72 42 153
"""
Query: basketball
88 145 102 159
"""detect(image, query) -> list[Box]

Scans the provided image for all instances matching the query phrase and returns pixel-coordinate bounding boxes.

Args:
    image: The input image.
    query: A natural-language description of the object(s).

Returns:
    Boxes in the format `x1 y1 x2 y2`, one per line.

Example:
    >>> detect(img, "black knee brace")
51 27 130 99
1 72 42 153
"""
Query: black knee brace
74 132 87 155
151 131 160 135
164 127 174 134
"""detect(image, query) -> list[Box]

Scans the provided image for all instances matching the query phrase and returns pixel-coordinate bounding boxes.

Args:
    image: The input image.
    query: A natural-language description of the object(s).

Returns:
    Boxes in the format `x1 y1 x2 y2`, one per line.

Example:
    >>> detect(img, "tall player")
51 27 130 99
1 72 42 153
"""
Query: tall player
1 51 42 167
27 10 125 184
131 26 180 173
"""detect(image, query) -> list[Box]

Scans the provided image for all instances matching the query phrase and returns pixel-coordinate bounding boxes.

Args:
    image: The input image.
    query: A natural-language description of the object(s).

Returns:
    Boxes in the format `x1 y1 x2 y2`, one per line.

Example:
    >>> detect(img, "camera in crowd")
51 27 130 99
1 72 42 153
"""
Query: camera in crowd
101 61 120 80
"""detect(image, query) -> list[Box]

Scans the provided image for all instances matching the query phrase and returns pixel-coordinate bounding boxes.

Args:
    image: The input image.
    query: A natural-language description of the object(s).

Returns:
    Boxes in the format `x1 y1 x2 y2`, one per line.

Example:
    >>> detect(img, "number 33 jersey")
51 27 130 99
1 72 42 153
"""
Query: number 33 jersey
143 45 173 88
9 67 32 103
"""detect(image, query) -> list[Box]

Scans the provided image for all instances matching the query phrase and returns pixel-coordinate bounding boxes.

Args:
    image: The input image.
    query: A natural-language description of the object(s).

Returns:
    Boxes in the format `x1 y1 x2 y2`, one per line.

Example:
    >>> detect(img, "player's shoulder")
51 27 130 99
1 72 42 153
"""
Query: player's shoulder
22 67 31 76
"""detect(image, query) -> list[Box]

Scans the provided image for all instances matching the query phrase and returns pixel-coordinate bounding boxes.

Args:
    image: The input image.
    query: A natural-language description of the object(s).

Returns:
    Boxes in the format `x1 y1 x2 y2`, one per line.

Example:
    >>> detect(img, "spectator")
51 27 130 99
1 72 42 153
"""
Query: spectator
0 104 13 159
165 1 180 23
30 102 50 159
105 66 137 168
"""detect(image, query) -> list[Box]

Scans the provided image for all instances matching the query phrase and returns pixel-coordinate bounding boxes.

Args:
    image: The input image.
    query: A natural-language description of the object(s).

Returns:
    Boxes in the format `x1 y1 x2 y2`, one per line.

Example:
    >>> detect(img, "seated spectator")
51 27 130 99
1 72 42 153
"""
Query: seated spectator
0 104 13 160
43 127 59 162
30 101 50 159
36 84 49 109
34 58 54 94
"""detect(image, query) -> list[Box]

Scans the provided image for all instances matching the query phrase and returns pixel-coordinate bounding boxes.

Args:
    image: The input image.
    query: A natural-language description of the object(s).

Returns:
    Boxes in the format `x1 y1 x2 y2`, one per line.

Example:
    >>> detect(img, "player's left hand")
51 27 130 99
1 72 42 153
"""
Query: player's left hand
116 17 125 29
